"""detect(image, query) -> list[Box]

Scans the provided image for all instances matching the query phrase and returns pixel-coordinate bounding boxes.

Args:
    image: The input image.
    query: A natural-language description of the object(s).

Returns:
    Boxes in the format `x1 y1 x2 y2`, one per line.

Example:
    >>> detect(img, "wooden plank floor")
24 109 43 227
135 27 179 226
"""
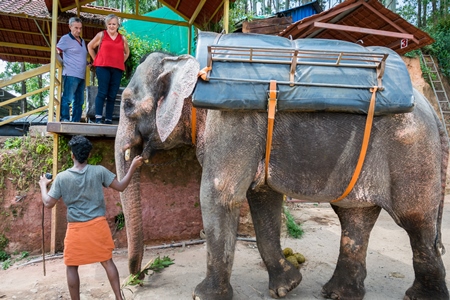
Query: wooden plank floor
46 122 117 137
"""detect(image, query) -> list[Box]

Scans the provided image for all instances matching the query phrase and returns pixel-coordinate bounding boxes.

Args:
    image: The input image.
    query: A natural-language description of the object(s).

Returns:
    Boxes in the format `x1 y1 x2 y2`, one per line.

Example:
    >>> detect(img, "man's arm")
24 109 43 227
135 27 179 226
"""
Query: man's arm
39 175 58 208
109 155 144 192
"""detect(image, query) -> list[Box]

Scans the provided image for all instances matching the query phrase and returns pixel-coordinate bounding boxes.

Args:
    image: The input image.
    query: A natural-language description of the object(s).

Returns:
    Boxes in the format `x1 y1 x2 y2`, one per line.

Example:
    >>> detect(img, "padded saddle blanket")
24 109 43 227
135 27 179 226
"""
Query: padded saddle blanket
192 32 415 115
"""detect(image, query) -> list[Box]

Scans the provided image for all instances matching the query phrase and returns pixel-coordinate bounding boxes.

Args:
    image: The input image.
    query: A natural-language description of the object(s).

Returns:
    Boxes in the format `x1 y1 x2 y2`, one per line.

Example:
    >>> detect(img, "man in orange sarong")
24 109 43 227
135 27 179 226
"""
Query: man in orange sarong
39 135 143 300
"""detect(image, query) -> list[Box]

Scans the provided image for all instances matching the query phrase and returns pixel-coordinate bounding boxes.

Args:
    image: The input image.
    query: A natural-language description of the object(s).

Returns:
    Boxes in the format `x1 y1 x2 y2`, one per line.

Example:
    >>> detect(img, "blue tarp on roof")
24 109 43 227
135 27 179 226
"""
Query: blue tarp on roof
122 6 195 55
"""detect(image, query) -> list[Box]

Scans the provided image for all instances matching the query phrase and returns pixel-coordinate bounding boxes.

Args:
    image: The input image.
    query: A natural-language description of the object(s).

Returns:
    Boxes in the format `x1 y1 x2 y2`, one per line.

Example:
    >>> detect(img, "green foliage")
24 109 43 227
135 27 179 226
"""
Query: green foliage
115 211 125 231
0 62 49 109
425 16 450 78
284 207 304 239
1 258 11 270
120 30 167 87
87 152 103 165
3 137 22 149
123 256 174 286
0 251 29 270
58 136 72 171
18 251 29 260
92 0 161 15
0 234 8 250
0 250 10 262
0 136 53 190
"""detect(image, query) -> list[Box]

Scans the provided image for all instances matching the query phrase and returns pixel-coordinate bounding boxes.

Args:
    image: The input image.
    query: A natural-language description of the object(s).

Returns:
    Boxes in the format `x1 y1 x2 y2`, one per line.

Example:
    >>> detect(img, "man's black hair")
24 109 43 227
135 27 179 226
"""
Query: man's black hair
68 135 92 164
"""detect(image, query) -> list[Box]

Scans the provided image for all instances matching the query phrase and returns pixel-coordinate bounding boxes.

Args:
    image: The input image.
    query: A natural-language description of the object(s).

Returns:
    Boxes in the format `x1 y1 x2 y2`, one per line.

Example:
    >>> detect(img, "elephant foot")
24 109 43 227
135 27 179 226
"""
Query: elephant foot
321 282 364 300
321 264 365 300
192 278 233 300
404 280 449 300
268 261 302 298
321 257 367 300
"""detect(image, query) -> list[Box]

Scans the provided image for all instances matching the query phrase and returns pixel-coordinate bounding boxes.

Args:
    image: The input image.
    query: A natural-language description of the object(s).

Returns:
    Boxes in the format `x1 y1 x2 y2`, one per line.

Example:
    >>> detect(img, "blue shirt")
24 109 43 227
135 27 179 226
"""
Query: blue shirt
56 32 88 79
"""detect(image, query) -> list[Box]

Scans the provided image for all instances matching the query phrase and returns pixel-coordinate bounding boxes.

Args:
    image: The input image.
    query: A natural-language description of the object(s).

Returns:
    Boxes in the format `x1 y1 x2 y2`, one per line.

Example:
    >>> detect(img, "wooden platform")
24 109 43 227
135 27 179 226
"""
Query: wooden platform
46 122 117 137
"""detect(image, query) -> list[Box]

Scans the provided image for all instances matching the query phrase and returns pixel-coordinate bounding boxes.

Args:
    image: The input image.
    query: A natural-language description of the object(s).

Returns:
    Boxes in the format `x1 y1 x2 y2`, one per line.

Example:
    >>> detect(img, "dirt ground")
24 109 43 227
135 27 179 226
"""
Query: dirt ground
1 196 449 300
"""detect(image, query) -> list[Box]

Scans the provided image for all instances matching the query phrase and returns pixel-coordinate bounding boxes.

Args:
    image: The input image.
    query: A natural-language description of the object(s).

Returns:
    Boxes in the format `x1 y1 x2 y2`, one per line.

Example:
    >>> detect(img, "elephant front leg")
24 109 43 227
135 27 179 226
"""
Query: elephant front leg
193 189 241 300
247 188 302 298
322 205 381 300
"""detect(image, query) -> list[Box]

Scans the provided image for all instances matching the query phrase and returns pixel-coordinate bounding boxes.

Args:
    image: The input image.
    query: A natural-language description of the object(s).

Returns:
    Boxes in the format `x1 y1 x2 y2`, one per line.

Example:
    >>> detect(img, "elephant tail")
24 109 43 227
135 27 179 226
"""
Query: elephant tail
435 109 449 256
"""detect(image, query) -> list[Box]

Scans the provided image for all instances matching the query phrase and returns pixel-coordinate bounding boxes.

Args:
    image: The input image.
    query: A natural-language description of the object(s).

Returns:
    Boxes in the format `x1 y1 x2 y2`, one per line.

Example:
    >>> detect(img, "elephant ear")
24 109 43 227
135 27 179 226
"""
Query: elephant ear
156 55 200 142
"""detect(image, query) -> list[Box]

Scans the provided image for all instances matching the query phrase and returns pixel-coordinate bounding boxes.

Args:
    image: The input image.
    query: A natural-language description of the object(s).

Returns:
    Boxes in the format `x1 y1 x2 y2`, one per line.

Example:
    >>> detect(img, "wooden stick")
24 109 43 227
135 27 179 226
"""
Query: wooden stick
41 203 46 276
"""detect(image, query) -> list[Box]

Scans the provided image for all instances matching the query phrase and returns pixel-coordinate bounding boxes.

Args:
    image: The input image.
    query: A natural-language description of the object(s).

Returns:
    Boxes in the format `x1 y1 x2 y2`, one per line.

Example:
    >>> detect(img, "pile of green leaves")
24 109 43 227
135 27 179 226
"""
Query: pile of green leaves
284 206 304 239
123 256 174 287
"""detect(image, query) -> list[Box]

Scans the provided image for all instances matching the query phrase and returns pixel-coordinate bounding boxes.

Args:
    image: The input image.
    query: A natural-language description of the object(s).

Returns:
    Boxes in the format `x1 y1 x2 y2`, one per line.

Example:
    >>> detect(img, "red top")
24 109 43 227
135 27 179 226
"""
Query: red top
93 30 125 71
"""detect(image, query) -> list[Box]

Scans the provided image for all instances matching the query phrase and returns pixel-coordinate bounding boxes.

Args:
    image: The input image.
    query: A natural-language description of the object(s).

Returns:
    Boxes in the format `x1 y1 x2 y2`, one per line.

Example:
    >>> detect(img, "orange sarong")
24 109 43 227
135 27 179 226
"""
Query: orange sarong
64 216 114 266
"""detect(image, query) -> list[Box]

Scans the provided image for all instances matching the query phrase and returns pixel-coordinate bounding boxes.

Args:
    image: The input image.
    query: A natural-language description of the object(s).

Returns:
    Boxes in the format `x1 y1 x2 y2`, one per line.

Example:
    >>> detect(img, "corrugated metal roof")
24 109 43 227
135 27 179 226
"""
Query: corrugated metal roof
279 0 434 55
277 1 323 23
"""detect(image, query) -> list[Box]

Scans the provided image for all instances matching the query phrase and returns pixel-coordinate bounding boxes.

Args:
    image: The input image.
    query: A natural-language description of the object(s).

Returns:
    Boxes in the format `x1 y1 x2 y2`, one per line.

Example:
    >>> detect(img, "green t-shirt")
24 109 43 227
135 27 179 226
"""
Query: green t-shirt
48 165 116 222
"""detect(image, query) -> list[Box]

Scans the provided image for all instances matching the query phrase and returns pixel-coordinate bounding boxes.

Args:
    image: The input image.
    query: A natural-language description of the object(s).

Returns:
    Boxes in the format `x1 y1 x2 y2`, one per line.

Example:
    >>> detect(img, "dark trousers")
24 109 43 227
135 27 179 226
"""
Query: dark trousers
95 66 122 121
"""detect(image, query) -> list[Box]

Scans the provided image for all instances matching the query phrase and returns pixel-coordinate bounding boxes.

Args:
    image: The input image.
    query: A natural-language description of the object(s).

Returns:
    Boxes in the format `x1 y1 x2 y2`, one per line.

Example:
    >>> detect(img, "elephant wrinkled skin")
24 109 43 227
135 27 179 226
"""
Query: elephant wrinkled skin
114 51 449 300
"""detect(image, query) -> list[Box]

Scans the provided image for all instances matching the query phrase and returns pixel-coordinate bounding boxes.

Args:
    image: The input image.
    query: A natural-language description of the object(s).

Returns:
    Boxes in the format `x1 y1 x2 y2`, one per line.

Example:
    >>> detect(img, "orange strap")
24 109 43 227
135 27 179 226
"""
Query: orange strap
265 80 278 182
331 87 378 203
192 67 213 145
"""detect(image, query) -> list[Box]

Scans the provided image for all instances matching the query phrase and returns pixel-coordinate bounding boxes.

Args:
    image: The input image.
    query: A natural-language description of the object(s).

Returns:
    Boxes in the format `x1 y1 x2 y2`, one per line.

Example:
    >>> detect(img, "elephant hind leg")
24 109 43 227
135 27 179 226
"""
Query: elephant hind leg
399 213 449 300
247 188 302 298
322 204 381 300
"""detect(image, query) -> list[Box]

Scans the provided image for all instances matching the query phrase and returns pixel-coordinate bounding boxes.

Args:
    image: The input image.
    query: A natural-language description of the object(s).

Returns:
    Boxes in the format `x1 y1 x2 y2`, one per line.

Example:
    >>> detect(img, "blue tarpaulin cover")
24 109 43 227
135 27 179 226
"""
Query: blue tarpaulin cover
193 32 414 115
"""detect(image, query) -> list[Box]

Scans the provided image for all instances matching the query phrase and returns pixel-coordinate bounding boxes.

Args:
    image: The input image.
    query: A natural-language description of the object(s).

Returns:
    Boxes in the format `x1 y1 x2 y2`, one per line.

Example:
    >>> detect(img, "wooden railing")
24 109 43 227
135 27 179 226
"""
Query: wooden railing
0 61 63 126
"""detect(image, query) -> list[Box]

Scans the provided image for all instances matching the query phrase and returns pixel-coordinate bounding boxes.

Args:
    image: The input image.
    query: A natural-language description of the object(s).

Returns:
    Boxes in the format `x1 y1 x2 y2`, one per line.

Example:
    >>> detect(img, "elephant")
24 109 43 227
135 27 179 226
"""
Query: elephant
114 46 449 299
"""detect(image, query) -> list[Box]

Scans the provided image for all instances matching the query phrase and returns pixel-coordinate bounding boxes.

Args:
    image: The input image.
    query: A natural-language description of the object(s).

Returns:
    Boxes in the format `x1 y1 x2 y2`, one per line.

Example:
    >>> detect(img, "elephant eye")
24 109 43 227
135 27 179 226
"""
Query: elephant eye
123 98 134 110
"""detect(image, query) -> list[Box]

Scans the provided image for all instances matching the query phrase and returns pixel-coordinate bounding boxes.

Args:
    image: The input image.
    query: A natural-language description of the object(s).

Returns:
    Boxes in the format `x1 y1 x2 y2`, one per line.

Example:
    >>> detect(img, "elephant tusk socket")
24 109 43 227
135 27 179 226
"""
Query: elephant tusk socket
124 149 131 161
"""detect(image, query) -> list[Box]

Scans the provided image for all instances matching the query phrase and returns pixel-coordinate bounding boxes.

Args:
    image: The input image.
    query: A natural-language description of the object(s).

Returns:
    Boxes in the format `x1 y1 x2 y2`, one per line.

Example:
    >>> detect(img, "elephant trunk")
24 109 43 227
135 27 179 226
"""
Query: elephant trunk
115 131 144 275
120 170 144 275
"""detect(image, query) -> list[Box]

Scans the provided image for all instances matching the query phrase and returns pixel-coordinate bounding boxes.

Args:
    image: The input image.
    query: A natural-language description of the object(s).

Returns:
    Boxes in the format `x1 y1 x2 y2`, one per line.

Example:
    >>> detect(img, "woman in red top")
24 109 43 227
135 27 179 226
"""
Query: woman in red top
88 14 130 124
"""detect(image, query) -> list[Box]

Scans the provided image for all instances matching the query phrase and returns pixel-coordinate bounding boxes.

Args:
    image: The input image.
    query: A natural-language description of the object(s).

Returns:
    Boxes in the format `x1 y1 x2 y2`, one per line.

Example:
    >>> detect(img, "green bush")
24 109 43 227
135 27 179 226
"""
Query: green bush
425 16 450 78
0 250 10 262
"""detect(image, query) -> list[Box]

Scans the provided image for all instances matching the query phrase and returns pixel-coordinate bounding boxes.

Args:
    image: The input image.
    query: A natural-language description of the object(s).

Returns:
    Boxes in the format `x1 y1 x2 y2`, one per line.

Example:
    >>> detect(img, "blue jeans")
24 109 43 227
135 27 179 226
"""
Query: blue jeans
95 66 122 121
61 75 85 122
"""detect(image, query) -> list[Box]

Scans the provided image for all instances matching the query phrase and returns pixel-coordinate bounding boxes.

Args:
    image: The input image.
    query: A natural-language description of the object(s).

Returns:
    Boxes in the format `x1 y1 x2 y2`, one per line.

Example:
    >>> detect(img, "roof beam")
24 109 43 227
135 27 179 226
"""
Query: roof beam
0 42 50 52
59 0 95 12
159 0 191 23
293 1 362 32
0 28 43 36
80 7 190 27
189 0 207 25
360 0 420 44
313 22 414 40
209 1 223 23
0 52 50 62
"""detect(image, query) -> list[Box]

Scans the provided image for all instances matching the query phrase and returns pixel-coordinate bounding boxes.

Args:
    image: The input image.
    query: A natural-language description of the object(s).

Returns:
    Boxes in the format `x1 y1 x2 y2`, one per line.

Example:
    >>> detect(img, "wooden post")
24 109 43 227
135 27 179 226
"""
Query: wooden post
49 0 60 255
223 0 229 33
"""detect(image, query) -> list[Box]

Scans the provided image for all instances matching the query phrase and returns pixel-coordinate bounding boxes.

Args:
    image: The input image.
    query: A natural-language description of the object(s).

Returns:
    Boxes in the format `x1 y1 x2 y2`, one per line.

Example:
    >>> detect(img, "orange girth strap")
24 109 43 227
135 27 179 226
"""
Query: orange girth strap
265 80 278 183
331 86 378 203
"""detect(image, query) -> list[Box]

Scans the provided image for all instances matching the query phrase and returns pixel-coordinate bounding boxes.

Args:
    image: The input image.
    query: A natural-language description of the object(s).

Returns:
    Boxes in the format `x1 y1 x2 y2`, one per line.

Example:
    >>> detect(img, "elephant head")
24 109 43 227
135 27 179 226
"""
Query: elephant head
114 52 200 274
